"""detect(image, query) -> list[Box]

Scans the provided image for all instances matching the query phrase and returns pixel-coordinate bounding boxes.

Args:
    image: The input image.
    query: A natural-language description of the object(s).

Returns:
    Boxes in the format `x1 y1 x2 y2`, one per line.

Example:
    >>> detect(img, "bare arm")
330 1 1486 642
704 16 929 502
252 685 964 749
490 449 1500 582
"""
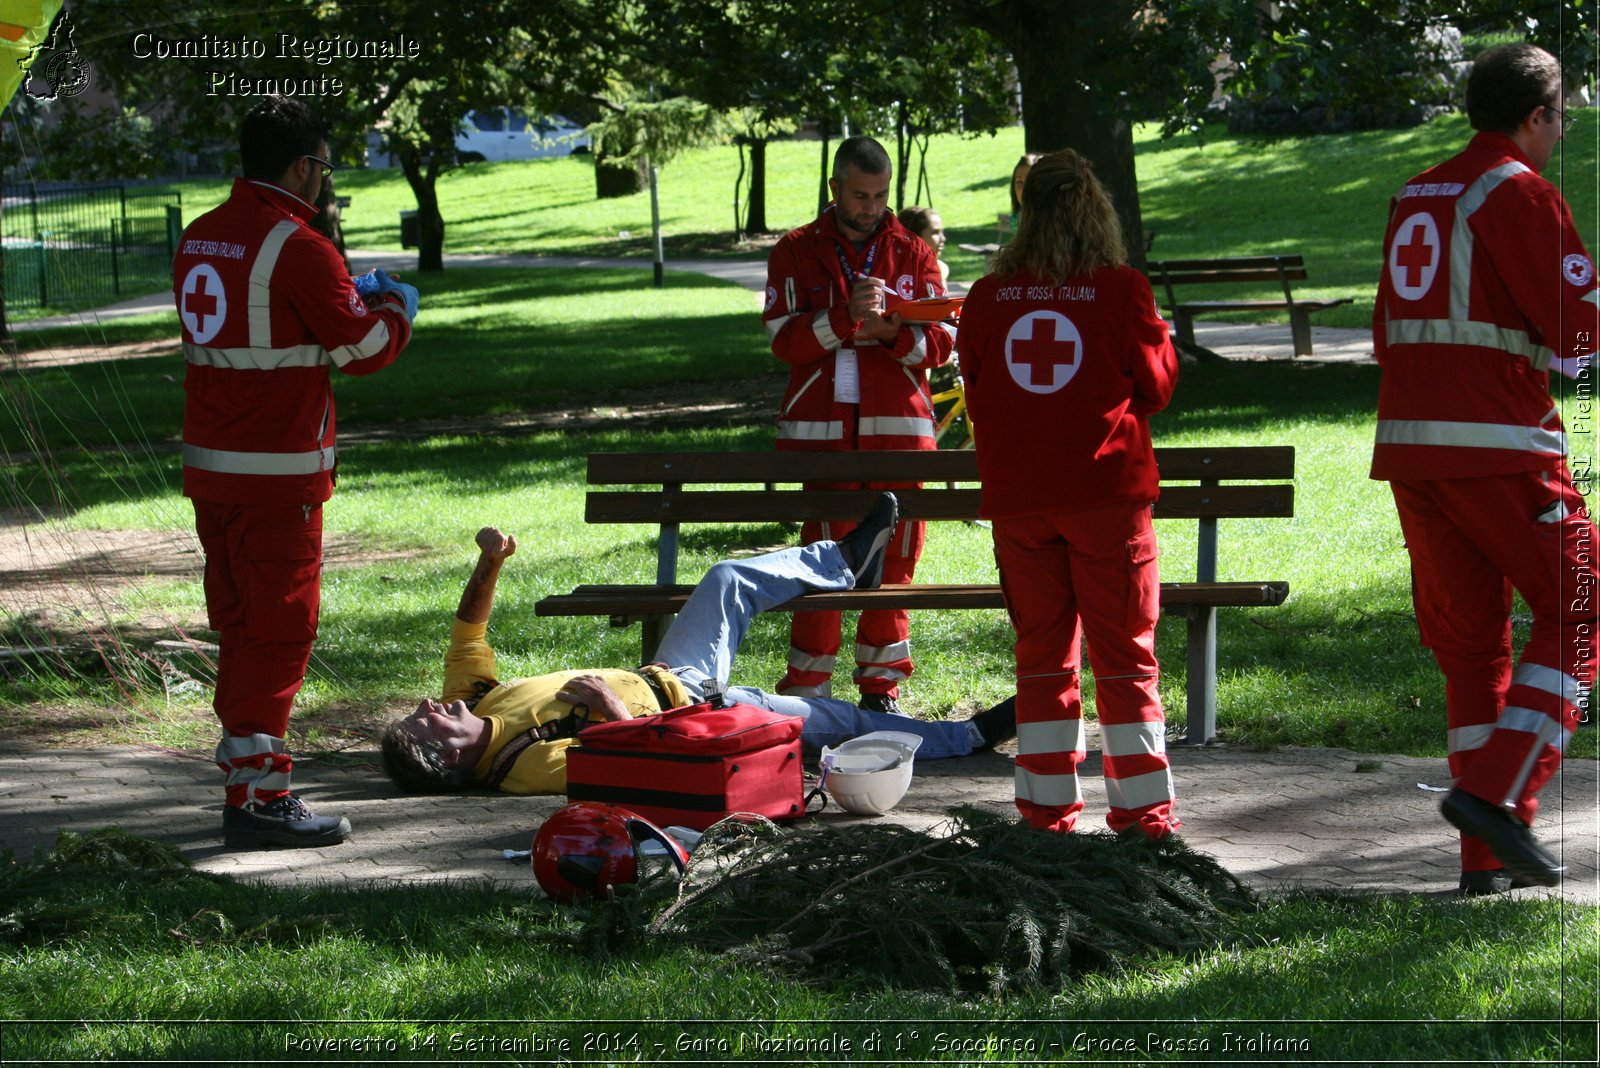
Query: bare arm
455 527 518 625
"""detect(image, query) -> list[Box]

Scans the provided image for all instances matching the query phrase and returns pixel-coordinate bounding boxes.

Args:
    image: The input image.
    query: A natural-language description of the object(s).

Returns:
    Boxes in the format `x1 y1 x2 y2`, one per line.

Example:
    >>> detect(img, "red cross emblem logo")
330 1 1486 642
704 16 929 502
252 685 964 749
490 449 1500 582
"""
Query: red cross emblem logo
1389 212 1440 301
179 264 227 344
1004 311 1082 394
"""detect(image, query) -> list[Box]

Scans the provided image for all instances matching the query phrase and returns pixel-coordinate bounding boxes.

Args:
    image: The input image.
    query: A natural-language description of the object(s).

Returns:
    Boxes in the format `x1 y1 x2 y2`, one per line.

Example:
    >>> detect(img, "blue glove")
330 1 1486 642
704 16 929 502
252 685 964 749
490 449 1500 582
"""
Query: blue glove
361 268 419 322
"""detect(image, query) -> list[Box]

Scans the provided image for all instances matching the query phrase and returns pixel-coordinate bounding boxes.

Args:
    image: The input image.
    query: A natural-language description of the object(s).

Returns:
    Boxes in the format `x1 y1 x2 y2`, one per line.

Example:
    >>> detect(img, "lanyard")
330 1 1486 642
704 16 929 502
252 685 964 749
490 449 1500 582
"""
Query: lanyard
834 239 878 287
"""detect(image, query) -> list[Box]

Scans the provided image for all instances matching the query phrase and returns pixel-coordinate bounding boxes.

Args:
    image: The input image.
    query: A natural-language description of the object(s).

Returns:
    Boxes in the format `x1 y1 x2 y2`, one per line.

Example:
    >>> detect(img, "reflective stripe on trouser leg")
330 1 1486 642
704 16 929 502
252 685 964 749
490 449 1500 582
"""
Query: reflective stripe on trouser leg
852 520 920 697
1014 699 1086 832
778 646 836 698
215 732 293 808
1392 478 1518 872
1099 716 1176 831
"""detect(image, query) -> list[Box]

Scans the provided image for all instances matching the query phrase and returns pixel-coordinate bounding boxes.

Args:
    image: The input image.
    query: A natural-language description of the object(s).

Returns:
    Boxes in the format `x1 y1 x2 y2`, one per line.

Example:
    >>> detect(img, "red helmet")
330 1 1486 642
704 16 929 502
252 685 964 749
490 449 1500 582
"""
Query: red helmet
532 802 690 903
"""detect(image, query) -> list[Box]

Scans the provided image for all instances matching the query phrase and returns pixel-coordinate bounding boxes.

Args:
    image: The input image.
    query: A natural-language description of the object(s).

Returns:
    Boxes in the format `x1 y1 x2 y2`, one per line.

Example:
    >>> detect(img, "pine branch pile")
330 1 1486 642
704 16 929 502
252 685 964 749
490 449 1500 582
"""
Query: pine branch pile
626 807 1256 993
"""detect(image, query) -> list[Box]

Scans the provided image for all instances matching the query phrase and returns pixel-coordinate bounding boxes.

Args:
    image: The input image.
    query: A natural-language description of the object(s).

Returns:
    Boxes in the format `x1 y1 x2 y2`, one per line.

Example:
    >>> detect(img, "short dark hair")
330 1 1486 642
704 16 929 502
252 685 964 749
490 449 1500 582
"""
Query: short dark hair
832 136 891 181
1467 43 1562 134
380 716 473 794
239 96 332 181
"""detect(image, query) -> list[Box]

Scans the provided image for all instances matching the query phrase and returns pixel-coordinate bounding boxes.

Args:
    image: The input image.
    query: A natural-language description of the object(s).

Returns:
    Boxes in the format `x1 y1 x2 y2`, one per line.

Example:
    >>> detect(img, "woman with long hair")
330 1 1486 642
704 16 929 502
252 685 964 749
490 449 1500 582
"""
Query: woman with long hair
958 148 1180 839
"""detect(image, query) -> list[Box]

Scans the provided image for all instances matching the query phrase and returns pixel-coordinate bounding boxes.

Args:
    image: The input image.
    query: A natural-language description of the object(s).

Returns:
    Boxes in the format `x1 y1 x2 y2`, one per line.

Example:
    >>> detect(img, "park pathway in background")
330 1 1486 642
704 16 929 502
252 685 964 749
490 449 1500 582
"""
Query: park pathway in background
14 249 1377 364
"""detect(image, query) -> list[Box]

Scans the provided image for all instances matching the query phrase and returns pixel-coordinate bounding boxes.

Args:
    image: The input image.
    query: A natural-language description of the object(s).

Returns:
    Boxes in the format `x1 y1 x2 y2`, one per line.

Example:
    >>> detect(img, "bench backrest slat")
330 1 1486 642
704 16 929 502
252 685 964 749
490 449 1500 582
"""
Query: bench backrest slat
586 484 1292 524
588 446 1294 486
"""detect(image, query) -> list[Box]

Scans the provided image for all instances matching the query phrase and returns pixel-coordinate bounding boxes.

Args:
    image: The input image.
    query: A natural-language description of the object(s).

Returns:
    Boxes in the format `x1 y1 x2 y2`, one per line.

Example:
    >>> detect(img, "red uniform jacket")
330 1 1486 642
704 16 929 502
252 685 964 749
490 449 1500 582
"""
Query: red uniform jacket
174 179 412 505
1371 131 1600 480
959 265 1177 518
763 206 952 452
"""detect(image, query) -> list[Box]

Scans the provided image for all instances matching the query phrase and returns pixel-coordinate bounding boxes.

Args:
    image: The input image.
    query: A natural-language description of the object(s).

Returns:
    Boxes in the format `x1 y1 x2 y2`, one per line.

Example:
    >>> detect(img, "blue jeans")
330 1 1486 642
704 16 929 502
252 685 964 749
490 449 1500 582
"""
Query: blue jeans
653 542 973 759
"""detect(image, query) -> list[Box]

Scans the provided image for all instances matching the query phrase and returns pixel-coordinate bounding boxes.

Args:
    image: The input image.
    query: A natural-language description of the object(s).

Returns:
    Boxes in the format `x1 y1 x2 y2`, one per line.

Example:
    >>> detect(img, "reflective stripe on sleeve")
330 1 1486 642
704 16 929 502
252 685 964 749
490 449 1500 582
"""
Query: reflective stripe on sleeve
183 442 336 476
1375 418 1566 455
766 312 803 341
898 324 928 366
1383 317 1554 368
811 308 842 351
778 419 846 442
328 319 396 367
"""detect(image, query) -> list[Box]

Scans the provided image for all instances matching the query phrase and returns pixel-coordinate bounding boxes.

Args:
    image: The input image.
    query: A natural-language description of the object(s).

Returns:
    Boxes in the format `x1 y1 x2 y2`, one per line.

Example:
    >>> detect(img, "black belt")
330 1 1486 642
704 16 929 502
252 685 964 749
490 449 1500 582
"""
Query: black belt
637 667 678 711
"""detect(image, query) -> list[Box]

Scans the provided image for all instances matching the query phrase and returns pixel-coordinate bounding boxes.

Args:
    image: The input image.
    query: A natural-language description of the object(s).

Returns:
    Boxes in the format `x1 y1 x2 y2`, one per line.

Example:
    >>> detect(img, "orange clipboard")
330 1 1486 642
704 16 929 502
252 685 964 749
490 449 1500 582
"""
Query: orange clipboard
886 295 964 322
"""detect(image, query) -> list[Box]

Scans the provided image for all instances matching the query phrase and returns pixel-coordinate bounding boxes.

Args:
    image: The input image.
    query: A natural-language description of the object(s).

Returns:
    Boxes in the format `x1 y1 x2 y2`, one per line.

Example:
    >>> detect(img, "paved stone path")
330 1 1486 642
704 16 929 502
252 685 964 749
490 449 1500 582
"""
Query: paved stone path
1 739 1592 901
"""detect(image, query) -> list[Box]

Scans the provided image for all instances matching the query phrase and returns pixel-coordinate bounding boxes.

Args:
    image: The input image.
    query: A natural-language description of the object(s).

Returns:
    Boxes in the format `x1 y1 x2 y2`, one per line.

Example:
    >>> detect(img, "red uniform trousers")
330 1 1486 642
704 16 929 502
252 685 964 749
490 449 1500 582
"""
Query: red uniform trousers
1390 471 1594 873
993 501 1178 838
193 500 323 808
778 505 924 699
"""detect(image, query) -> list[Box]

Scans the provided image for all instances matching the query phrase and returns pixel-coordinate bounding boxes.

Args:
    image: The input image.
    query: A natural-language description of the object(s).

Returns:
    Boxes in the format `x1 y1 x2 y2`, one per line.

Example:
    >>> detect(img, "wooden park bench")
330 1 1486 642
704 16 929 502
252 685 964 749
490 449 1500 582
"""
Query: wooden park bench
1146 254 1353 357
533 447 1294 745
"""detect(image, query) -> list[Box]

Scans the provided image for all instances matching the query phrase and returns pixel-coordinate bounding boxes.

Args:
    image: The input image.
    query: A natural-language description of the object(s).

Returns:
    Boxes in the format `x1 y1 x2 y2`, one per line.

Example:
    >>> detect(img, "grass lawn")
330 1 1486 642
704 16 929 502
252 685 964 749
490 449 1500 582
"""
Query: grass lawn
1 118 1596 1058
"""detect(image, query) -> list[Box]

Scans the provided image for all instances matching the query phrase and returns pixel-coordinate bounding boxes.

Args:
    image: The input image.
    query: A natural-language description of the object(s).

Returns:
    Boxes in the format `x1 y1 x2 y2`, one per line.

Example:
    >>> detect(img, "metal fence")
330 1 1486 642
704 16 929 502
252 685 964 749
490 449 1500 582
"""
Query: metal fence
1 183 182 312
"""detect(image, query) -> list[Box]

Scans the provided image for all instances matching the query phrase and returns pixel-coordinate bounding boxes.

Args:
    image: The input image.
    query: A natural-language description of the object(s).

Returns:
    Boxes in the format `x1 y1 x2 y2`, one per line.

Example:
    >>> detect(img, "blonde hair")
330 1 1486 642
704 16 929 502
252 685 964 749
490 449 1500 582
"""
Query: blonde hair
990 149 1125 286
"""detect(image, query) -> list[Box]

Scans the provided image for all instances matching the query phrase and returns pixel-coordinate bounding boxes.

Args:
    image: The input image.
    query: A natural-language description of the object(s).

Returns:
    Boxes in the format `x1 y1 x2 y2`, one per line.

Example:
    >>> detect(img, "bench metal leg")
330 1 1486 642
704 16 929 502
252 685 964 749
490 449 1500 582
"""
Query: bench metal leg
1289 307 1314 357
1183 605 1217 745
1173 310 1196 348
641 615 673 665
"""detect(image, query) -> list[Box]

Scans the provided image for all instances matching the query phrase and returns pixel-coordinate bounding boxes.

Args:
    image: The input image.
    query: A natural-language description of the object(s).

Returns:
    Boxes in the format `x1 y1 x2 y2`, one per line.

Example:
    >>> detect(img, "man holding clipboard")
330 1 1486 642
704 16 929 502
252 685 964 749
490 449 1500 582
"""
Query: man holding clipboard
760 136 954 714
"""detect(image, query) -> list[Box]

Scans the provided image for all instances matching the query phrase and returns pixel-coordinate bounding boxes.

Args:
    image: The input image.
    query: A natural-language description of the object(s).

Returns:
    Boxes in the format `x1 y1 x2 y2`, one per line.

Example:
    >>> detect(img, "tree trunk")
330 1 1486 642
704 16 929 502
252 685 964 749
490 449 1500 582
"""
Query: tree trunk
817 121 831 217
399 153 446 272
970 0 1148 266
745 138 768 234
595 151 648 199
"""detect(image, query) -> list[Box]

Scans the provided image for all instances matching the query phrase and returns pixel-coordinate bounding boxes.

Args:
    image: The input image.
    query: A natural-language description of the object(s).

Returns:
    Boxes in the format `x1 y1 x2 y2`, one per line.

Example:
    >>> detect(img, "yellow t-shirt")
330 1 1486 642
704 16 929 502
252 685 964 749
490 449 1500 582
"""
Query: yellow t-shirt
442 619 671 795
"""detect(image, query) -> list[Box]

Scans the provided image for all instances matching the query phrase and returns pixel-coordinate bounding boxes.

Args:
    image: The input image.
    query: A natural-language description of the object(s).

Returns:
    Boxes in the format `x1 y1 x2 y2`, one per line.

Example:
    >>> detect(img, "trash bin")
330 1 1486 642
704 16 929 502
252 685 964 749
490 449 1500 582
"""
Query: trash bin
399 209 419 249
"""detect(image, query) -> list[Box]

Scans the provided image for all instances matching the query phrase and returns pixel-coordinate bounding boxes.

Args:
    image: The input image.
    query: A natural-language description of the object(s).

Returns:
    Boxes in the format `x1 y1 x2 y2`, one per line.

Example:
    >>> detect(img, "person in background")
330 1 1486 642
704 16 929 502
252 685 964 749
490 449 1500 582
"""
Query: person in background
173 95 420 849
1369 42 1597 895
761 136 953 715
1007 152 1043 231
898 205 949 289
958 148 1180 840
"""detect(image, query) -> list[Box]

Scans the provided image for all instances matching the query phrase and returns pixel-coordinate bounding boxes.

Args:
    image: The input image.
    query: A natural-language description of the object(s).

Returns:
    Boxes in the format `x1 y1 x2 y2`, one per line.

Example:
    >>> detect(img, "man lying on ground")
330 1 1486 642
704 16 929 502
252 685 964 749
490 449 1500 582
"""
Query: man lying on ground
382 493 1017 794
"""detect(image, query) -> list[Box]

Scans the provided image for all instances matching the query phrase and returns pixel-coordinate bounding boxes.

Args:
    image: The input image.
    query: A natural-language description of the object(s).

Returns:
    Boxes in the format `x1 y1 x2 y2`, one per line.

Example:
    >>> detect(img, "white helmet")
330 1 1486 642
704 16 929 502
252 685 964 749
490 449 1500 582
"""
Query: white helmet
819 731 923 816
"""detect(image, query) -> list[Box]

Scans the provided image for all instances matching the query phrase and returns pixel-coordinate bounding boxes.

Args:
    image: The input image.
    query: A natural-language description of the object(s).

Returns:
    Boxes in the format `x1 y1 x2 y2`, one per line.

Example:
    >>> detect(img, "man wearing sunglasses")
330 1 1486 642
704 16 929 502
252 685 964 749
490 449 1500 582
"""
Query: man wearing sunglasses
173 95 421 850
1371 43 1597 895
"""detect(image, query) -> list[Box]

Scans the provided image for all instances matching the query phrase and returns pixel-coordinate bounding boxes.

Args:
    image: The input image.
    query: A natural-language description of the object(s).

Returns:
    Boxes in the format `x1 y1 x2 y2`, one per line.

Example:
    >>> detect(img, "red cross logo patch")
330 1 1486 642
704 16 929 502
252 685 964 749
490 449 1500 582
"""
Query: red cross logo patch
1004 310 1082 394
1389 212 1440 301
179 264 227 345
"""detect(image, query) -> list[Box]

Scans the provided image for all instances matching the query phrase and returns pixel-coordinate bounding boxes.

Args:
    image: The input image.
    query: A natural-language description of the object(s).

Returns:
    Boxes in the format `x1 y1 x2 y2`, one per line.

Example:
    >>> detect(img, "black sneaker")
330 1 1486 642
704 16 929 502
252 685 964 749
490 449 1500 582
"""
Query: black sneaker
837 492 898 590
968 695 1018 750
1440 788 1563 887
1457 869 1538 896
858 692 903 716
223 794 351 849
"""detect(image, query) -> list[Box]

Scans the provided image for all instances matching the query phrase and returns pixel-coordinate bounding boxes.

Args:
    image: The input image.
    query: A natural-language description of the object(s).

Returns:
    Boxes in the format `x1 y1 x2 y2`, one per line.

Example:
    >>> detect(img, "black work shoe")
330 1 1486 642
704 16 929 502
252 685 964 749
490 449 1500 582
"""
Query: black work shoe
223 794 351 849
968 695 1018 750
837 492 898 590
858 692 903 716
1457 869 1539 896
1440 788 1563 887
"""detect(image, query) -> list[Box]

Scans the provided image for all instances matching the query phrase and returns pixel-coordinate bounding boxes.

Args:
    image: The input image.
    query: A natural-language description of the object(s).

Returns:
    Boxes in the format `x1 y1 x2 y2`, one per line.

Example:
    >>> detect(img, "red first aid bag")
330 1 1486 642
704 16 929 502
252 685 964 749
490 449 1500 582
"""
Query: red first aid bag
565 701 804 830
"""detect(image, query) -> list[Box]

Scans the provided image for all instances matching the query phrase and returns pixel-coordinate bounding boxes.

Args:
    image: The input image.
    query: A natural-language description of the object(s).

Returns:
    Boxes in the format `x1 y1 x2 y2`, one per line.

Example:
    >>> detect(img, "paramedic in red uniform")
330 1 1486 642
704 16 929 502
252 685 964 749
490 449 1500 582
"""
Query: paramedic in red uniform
174 96 419 848
762 136 953 714
958 148 1181 840
1371 43 1597 894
